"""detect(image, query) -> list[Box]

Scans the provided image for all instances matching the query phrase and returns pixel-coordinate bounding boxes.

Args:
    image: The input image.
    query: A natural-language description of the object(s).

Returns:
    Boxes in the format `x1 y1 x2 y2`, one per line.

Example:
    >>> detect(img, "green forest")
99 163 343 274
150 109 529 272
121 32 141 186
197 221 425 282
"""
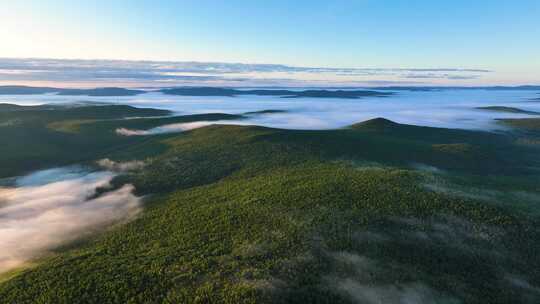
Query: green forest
1 103 539 303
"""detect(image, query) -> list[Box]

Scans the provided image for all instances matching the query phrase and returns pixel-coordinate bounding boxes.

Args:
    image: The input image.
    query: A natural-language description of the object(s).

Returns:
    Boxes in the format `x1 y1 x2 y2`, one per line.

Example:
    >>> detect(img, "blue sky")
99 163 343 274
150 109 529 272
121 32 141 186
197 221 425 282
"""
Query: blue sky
1 1 539 86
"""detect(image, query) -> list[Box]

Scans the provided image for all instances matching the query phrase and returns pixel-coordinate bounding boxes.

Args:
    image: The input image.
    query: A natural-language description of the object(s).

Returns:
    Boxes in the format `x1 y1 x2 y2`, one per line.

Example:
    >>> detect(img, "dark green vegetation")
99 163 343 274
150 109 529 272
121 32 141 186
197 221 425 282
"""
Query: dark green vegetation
0 104 241 177
244 109 288 115
497 117 540 151
499 117 540 130
477 106 540 115
160 87 393 98
0 85 145 96
0 103 169 116
1 104 540 303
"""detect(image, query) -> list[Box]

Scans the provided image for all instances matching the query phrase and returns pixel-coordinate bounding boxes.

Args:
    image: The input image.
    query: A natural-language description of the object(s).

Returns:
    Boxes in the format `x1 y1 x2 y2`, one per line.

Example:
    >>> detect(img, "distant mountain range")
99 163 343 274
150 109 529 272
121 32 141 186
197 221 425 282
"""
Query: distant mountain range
0 86 145 96
0 85 538 97
371 85 540 91
159 87 393 98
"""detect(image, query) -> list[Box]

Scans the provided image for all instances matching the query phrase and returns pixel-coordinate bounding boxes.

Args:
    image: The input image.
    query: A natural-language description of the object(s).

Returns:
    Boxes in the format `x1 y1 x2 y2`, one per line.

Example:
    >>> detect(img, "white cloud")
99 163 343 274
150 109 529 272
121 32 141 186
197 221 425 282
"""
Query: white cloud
0 167 141 273
96 158 146 172
116 120 247 136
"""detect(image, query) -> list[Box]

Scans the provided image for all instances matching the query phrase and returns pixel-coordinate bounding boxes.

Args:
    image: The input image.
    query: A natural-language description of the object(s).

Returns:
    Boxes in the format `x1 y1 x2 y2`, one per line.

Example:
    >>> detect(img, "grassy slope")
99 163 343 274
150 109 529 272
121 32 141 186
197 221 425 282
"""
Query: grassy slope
119 119 537 196
1 107 540 303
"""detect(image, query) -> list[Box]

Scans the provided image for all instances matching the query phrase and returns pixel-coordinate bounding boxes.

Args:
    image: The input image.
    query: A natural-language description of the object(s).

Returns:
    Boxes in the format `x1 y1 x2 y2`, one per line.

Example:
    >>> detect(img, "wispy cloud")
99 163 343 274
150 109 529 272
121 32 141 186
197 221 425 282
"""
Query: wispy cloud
405 73 480 80
115 120 247 136
0 58 492 87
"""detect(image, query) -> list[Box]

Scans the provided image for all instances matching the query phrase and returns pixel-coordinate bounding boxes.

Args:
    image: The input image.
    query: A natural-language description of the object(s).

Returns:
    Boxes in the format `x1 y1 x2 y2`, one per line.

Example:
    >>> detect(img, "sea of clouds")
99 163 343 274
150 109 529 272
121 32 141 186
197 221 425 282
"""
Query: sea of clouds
4 88 540 132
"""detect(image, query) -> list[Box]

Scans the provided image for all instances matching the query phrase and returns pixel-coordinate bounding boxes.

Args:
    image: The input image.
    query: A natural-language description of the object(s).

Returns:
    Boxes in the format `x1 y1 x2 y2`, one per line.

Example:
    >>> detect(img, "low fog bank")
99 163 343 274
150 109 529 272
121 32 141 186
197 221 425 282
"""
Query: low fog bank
0 167 141 273
421 173 540 216
324 215 540 303
116 120 248 136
